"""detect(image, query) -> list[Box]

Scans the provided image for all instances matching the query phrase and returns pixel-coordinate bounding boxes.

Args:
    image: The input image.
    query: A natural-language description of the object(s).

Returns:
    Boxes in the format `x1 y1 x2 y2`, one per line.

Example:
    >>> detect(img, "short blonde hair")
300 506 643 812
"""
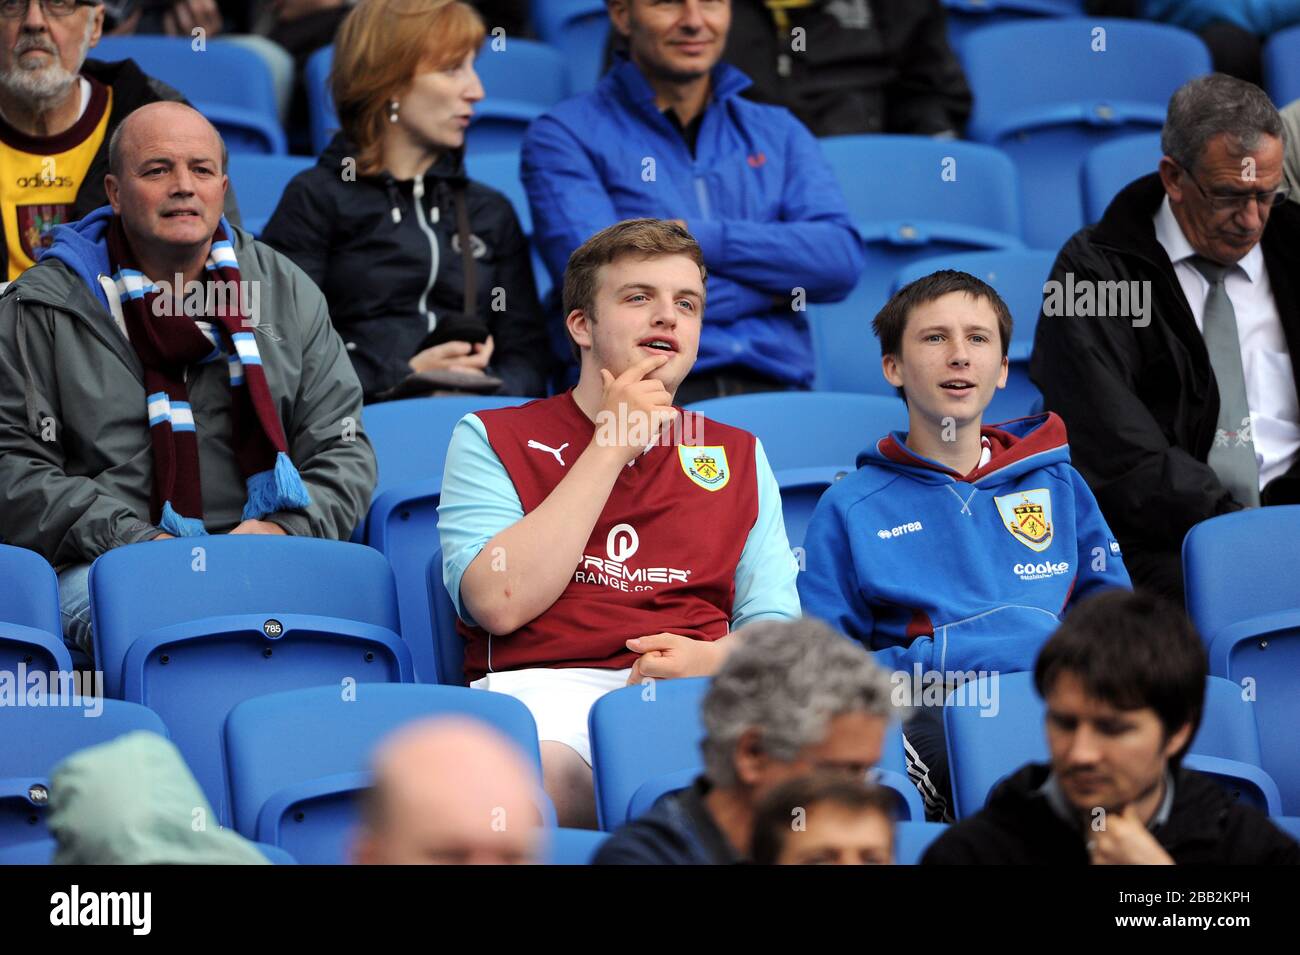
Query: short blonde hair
331 0 486 175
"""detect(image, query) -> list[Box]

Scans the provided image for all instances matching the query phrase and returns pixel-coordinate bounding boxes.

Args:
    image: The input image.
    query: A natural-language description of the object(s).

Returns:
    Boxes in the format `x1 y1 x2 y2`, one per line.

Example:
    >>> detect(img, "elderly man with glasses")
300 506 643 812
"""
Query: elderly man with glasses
0 0 237 282
1030 73 1300 602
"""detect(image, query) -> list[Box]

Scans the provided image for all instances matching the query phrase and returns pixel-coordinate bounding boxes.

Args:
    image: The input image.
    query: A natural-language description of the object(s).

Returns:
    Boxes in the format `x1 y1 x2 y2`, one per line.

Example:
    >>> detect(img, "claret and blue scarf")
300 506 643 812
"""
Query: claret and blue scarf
107 217 310 537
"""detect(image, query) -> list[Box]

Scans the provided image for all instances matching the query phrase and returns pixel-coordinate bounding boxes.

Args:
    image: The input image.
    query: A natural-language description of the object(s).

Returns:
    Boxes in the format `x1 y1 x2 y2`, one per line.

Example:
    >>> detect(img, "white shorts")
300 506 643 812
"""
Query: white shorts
470 666 633 766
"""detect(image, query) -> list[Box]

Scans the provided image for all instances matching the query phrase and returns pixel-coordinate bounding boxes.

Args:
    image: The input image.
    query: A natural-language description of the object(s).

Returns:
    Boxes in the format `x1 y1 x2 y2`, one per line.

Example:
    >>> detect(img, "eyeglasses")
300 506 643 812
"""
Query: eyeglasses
1180 164 1291 213
0 0 97 19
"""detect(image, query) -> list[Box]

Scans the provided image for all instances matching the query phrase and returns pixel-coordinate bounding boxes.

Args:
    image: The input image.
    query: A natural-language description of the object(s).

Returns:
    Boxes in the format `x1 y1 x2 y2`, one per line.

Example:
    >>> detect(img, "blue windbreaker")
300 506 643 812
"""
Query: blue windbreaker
521 55 864 387
798 413 1131 675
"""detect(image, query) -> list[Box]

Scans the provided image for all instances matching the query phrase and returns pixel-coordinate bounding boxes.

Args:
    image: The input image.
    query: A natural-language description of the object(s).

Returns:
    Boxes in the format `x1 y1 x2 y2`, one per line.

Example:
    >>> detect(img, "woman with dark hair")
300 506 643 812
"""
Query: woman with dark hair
262 0 550 402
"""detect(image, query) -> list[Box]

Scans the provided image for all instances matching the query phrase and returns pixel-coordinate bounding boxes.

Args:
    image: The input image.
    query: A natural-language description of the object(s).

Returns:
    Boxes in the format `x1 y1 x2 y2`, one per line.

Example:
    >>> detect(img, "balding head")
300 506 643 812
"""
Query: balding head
104 101 229 272
109 101 227 178
353 717 543 865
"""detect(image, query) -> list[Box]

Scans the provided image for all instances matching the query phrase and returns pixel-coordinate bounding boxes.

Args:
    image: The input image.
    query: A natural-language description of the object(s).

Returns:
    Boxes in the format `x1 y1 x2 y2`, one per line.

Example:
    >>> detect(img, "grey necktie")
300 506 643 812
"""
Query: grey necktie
1188 256 1261 507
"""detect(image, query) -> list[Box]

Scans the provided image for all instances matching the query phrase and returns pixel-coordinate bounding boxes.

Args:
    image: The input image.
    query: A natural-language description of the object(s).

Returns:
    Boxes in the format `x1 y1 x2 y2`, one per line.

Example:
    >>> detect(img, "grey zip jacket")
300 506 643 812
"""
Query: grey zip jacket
0 205 376 570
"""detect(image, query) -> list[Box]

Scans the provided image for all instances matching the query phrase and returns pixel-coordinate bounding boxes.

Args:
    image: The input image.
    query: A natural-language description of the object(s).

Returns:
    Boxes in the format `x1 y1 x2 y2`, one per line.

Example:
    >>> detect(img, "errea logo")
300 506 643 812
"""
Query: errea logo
877 521 923 540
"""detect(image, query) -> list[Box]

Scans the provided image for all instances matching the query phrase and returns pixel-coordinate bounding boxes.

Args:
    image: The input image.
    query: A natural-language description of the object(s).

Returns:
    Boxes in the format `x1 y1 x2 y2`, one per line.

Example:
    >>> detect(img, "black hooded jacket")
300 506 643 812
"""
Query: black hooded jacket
0 57 242 279
923 763 1300 865
261 133 550 401
1029 173 1300 597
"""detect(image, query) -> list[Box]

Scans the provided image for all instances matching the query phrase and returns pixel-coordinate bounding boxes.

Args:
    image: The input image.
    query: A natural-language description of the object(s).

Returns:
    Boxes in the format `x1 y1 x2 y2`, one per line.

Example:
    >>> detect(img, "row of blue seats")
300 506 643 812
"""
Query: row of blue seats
229 132 1163 421
2 498 1298 828
4 667 1297 864
100 18 1300 253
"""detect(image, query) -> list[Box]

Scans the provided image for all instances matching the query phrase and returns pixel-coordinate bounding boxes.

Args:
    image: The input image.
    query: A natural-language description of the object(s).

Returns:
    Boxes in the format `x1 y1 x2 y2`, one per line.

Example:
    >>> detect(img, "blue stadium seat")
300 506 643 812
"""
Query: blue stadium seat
1 702 167 848
1276 817 1300 841
1081 133 1164 225
471 37 569 154
304 45 336 155
945 672 1282 818
895 819 950 865
589 677 710 831
427 549 466 687
684 392 908 472
305 39 568 156
1184 506 1300 814
359 395 527 682
0 544 70 677
941 0 1082 50
532 0 611 93
776 466 849 550
892 249 1055 422
1264 24 1300 109
464 151 552 303
226 154 314 236
544 826 610 864
591 678 921 830
815 135 1023 393
88 537 413 824
91 37 286 154
960 19 1210 250
0 835 295 864
224 683 541 862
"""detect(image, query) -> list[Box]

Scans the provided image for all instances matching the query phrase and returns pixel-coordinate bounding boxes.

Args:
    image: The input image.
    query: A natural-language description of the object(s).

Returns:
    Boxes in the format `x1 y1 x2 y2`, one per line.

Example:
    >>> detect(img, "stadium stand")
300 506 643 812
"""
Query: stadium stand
0 544 71 678
895 820 951 865
1263 23 1300 108
92 37 286 155
940 0 1084 50
226 154 315 237
224 684 543 863
88 538 414 824
1 700 166 848
531 0 611 94
1184 506 1300 814
814 135 1023 393
427 549 466 687
959 18 1212 250
1080 132 1165 224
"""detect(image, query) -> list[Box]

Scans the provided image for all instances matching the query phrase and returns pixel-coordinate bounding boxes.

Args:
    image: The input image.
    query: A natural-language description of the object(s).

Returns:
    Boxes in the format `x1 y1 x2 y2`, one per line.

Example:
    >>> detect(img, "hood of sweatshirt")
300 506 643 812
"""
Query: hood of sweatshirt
47 731 271 865
858 412 1071 489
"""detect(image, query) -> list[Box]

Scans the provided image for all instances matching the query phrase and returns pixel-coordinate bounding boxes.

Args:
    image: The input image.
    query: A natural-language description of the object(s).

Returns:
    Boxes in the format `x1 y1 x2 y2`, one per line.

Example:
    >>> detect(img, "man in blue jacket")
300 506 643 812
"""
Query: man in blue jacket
521 0 864 403
799 270 1131 820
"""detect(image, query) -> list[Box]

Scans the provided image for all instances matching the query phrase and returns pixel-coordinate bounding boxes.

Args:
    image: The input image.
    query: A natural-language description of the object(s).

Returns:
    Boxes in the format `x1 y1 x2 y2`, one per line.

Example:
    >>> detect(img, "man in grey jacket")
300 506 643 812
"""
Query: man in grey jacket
0 101 376 657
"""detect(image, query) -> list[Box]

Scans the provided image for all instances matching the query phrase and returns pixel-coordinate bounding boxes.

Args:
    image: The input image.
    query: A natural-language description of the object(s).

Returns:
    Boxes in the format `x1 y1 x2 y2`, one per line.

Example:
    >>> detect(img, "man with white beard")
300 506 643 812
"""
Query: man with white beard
0 0 237 281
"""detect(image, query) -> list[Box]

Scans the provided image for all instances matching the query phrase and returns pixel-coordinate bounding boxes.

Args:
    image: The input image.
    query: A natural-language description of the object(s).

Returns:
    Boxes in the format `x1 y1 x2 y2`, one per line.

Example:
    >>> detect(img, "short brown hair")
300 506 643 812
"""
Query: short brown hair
332 0 486 176
562 218 707 357
749 773 897 865
872 269 1013 359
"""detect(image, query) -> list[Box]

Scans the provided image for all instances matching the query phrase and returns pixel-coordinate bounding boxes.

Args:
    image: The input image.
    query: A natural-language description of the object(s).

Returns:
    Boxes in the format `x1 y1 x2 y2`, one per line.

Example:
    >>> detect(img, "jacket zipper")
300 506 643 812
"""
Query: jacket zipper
411 177 440 334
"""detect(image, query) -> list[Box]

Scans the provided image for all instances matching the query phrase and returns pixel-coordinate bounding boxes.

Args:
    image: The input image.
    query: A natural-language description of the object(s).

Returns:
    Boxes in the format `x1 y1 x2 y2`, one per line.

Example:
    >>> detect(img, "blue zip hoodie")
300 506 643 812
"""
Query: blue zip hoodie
521 54 865 388
798 413 1131 675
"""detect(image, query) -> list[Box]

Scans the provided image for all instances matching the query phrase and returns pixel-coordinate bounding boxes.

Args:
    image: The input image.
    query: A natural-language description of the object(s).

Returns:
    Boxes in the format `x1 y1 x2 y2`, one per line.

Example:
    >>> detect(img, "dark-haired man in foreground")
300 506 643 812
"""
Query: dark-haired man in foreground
923 590 1299 864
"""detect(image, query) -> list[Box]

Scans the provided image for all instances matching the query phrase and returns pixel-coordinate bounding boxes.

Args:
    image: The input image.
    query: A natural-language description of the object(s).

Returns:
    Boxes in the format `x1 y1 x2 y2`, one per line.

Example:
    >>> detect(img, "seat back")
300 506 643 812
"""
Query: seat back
225 683 541 858
89 538 410 821
227 154 314 236
0 544 70 676
544 826 610 865
685 392 908 471
427 548 467 687
1081 133 1164 224
814 136 1022 391
961 19 1210 248
894 819 950 864
1264 24 1300 109
0 700 167 847
91 38 285 153
304 45 337 154
941 0 1083 50
531 0 611 93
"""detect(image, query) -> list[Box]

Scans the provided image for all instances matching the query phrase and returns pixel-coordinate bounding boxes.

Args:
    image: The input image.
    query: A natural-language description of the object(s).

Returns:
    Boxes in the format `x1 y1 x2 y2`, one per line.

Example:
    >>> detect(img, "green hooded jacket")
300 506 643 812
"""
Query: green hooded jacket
0 208 376 569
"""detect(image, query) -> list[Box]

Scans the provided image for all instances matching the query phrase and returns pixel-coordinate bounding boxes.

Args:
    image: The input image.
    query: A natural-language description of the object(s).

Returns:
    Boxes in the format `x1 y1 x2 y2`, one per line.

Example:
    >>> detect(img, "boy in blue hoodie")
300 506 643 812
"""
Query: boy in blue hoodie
798 270 1131 820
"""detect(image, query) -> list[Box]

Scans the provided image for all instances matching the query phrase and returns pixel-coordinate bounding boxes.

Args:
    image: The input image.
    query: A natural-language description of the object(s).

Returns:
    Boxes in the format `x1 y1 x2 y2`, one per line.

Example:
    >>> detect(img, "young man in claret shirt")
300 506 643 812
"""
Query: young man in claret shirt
437 218 799 827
